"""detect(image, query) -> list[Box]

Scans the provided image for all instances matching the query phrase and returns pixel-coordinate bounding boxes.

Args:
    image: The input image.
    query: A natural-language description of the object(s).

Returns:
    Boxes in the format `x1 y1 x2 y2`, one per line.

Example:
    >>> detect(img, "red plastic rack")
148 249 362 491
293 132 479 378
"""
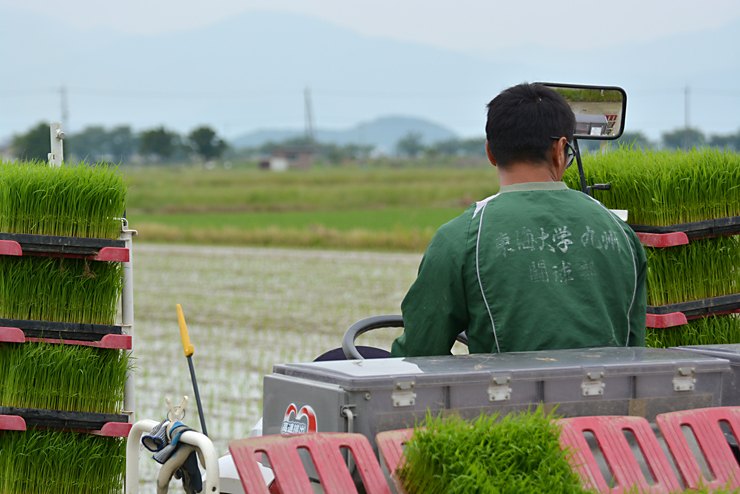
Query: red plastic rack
0 327 131 350
636 231 689 248
0 407 131 437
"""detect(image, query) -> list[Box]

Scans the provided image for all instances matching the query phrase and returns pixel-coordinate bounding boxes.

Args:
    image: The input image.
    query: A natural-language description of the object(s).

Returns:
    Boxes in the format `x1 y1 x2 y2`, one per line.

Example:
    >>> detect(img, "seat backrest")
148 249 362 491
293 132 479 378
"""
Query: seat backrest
558 416 681 493
229 432 391 494
656 406 740 490
375 428 415 493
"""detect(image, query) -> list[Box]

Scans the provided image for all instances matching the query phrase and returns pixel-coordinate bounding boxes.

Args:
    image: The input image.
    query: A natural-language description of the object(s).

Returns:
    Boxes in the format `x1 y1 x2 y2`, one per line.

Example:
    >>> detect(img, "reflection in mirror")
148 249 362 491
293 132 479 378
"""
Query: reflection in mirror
540 83 627 140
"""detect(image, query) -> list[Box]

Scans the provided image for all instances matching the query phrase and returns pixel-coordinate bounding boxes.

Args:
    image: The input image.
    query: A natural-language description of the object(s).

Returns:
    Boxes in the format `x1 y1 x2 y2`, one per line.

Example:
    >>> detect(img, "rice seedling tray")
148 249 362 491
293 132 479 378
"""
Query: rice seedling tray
647 293 740 318
0 317 122 341
629 215 740 240
0 322 131 350
0 406 130 437
0 232 128 261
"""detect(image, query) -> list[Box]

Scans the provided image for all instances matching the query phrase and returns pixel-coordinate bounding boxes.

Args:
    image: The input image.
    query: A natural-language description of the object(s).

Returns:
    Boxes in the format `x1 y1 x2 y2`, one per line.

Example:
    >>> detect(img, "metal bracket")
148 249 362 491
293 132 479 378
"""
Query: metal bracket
487 375 512 402
673 367 696 392
581 371 605 397
392 380 416 407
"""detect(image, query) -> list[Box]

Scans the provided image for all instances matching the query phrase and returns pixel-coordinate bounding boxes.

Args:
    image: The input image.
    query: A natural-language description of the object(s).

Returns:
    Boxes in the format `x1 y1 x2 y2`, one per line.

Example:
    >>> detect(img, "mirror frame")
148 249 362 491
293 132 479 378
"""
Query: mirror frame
537 82 627 140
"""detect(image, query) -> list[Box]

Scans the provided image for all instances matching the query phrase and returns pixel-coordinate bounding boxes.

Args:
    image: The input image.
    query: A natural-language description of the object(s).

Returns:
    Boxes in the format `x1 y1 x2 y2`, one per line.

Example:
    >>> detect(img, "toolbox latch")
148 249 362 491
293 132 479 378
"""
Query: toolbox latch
581 371 605 397
673 367 696 392
392 380 416 407
488 375 512 402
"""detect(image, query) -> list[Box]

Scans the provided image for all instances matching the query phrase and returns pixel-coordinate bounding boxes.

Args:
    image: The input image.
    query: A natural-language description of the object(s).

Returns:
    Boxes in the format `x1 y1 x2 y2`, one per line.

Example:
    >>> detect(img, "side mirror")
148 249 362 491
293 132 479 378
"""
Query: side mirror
538 83 627 140
535 82 628 196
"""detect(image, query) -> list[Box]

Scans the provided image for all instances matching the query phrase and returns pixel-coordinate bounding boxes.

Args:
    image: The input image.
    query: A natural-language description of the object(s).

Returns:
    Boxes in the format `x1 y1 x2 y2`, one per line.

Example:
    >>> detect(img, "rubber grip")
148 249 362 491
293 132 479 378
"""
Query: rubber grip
176 304 194 357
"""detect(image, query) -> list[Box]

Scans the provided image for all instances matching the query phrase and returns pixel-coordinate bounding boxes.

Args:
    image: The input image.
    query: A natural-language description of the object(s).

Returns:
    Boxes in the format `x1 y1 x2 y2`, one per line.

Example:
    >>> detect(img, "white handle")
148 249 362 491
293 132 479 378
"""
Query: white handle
126 420 220 494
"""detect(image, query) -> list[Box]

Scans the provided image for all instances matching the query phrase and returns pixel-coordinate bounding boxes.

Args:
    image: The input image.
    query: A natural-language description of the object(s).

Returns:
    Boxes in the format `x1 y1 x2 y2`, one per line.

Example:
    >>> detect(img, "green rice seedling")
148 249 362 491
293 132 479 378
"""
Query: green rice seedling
0 428 125 494
563 147 740 226
0 256 123 325
0 159 128 239
645 236 740 306
398 406 587 494
645 314 740 349
0 341 130 414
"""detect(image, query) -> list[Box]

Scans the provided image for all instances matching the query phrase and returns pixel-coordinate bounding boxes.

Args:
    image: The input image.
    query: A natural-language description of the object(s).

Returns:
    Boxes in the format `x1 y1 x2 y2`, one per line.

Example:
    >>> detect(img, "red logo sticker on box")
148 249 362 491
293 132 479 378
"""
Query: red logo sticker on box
280 403 317 434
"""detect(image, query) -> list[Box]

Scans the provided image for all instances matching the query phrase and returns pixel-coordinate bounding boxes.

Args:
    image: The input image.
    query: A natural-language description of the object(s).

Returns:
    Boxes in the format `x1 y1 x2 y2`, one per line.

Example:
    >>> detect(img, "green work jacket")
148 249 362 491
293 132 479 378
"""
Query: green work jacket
391 182 647 357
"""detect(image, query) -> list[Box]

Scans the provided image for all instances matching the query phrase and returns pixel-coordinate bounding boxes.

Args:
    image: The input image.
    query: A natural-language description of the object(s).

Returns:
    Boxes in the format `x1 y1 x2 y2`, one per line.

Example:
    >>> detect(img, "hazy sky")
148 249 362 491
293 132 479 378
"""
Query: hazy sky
7 0 740 52
2 1 739 143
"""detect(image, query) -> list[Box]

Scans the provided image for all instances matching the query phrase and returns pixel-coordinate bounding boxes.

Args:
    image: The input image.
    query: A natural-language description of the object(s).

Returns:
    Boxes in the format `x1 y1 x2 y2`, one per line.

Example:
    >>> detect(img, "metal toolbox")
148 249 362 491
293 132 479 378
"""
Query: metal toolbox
263 347 729 454
673 344 740 406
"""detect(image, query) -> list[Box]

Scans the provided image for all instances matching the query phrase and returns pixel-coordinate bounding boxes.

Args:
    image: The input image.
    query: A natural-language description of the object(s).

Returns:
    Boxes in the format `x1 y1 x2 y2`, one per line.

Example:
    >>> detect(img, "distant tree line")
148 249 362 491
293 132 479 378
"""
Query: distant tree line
395 132 487 158
9 123 228 164
580 128 740 152
394 128 740 158
7 123 740 165
247 136 375 164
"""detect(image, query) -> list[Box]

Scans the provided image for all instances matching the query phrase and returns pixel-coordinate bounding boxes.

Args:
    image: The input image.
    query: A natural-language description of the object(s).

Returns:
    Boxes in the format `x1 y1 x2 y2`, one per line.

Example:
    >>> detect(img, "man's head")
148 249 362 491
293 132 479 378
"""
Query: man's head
485 83 575 169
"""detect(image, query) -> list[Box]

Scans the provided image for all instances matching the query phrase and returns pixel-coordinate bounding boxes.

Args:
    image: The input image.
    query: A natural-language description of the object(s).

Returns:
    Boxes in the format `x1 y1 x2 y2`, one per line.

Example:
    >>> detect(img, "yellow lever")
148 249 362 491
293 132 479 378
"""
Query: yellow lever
176 304 194 357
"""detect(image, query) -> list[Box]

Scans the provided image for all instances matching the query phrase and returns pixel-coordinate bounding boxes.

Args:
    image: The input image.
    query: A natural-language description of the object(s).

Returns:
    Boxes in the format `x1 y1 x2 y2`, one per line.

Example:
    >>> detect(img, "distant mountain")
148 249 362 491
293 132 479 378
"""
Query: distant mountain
231 116 458 152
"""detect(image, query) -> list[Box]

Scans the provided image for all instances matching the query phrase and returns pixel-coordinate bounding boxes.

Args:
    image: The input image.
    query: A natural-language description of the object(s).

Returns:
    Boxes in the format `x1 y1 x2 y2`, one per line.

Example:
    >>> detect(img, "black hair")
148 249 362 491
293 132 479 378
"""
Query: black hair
485 83 575 168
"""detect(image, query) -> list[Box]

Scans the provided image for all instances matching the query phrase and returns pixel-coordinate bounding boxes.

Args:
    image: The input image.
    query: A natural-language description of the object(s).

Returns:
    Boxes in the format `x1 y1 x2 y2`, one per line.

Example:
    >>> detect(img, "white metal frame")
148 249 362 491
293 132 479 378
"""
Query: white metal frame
121 218 137 421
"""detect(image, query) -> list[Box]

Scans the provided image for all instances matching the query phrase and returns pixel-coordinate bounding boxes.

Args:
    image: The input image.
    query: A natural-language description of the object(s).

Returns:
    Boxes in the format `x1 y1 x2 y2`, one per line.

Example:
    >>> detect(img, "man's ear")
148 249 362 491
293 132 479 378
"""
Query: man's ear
485 140 497 167
551 137 566 169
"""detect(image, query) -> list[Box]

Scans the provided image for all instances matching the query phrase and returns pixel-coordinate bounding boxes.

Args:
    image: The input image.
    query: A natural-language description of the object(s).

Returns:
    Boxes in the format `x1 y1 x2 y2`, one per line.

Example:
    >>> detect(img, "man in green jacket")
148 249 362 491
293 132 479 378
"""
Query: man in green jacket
391 83 647 357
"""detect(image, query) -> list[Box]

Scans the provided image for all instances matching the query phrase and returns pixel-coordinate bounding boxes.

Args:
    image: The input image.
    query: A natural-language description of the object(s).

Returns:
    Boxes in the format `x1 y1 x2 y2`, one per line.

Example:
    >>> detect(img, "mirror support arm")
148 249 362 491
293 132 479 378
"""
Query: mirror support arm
573 139 588 195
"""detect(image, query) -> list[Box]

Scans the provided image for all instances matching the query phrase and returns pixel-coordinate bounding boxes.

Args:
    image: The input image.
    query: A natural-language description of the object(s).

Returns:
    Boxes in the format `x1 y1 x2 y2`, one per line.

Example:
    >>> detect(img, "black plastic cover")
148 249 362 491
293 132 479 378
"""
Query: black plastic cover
0 406 128 430
0 318 123 342
647 293 740 317
0 232 124 256
629 216 740 239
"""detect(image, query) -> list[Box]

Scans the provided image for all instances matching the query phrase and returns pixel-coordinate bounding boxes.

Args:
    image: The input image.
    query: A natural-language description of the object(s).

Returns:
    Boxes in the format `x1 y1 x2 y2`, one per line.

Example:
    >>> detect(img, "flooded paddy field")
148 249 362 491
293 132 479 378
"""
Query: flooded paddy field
132 243 421 491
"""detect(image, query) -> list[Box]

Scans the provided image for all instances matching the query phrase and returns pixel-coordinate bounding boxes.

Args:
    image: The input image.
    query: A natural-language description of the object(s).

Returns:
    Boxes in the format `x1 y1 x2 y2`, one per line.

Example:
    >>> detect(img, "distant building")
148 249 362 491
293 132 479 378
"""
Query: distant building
269 146 313 171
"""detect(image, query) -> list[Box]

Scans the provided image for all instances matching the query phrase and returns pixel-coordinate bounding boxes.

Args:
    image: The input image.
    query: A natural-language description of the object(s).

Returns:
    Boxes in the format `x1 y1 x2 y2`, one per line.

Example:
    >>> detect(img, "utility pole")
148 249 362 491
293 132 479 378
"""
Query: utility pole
60 85 69 129
304 87 315 145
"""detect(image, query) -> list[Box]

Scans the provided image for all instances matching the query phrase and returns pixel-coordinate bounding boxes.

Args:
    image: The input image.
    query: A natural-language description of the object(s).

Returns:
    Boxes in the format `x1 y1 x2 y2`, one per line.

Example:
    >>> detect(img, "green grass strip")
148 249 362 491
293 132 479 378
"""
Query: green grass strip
0 342 130 414
0 429 124 494
645 236 740 306
645 315 740 348
555 88 623 102
0 256 123 325
0 159 128 239
563 148 740 226
399 406 587 494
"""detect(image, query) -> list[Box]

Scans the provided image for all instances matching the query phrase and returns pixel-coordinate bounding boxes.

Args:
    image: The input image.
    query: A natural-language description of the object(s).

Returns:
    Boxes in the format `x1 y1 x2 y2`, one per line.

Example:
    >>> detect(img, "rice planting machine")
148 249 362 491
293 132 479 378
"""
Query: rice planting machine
127 83 740 493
